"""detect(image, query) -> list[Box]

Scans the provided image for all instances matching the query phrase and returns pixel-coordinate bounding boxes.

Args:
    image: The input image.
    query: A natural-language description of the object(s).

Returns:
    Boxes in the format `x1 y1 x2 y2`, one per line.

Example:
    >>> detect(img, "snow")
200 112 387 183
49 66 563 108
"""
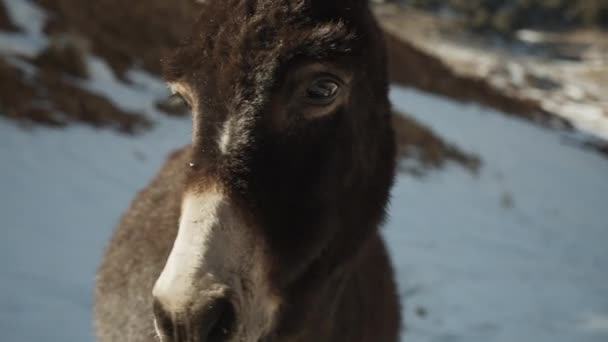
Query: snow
0 0 186 330
0 0 47 57
543 101 608 141
79 57 170 117
379 12 608 146
0 1 607 340
0 116 191 341
1 84 607 341
0 0 170 121
386 87 608 342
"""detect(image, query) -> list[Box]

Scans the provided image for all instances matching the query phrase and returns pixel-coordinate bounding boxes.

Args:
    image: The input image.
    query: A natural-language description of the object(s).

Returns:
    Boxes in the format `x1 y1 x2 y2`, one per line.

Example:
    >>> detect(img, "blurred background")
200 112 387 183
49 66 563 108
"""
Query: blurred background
0 0 607 341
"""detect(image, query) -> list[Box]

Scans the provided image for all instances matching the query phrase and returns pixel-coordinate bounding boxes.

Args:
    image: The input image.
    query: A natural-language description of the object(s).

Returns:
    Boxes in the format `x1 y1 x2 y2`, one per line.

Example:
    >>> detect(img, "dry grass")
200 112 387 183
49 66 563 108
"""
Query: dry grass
0 0 199 131
0 1 18 32
392 111 481 175
36 0 200 78
0 52 150 133
384 31 556 125
0 0 484 172
405 0 608 34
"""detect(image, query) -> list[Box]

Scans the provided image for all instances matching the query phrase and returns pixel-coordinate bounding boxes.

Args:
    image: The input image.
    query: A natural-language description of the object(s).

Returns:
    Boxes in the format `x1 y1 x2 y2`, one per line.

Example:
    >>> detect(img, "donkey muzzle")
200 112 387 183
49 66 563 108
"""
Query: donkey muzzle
153 295 236 342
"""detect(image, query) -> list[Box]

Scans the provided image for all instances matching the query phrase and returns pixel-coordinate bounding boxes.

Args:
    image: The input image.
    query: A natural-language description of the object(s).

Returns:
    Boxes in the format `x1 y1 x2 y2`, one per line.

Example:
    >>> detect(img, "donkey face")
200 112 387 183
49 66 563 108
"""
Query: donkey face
152 1 395 341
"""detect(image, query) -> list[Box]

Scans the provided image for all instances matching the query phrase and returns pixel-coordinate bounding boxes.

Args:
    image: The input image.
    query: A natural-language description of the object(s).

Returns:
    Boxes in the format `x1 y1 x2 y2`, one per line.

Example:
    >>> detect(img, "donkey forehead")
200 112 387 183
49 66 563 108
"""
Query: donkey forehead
163 0 361 93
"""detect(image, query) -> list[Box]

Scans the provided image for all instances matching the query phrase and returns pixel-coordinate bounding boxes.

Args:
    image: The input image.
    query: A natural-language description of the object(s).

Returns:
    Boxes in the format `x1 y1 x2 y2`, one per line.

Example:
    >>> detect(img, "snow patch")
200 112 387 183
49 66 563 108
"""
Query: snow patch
78 56 170 118
0 0 171 121
543 102 608 141
0 0 48 57
579 314 608 334
0 86 607 342
387 87 608 342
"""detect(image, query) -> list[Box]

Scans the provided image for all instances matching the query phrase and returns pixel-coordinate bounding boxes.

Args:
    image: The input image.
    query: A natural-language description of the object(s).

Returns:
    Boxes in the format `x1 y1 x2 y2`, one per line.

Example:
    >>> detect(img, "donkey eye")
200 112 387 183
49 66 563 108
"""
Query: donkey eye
169 92 192 109
304 78 340 105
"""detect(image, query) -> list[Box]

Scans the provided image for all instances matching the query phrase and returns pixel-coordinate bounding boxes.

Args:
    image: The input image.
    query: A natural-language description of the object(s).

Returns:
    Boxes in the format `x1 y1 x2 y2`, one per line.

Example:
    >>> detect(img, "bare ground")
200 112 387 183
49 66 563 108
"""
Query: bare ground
392 111 481 175
377 4 608 155
35 0 200 79
0 0 17 32
0 0 516 173
0 49 150 133
384 31 551 123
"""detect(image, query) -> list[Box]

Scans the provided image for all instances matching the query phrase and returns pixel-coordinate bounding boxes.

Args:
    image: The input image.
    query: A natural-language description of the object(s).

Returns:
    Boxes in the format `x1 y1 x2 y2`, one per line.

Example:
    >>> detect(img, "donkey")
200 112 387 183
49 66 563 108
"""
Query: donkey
95 0 400 341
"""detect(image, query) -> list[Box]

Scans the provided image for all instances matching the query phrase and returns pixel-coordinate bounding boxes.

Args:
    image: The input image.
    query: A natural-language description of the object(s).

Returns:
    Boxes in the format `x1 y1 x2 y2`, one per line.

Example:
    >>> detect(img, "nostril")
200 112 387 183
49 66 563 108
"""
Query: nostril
201 298 236 342
153 299 174 338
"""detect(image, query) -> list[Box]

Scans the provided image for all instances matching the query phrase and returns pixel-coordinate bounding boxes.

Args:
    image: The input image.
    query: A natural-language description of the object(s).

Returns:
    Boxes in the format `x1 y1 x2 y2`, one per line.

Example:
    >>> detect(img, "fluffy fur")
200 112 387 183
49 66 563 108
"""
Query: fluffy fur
95 1 400 341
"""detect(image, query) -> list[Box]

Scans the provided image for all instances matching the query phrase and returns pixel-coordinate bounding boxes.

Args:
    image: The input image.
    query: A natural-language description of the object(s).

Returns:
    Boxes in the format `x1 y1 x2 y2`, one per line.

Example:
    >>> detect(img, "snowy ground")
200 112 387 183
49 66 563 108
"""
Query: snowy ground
1 1 607 341
0 108 190 341
376 5 608 144
2 85 608 341
387 88 608 342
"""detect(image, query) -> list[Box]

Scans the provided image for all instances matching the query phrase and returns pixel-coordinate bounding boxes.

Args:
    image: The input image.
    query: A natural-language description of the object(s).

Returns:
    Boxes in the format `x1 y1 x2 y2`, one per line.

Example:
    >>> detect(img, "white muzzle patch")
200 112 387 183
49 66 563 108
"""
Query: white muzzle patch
152 190 281 341
153 191 224 313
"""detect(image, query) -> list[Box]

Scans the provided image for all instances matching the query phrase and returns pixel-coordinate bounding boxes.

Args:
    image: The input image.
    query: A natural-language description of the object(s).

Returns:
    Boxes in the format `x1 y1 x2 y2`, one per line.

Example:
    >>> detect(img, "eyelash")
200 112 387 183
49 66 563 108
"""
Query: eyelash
169 92 192 109
301 75 342 107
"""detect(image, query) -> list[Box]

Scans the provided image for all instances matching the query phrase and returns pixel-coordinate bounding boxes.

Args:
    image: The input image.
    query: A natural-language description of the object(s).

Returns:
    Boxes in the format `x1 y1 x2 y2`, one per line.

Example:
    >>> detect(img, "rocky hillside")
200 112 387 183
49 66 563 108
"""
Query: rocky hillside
377 2 608 155
1 0 606 167
0 0 486 174
402 0 608 34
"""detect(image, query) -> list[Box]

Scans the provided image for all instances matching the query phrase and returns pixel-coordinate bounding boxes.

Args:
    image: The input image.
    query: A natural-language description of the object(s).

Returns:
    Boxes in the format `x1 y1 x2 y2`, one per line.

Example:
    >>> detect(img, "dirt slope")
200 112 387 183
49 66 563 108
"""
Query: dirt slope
0 0 484 172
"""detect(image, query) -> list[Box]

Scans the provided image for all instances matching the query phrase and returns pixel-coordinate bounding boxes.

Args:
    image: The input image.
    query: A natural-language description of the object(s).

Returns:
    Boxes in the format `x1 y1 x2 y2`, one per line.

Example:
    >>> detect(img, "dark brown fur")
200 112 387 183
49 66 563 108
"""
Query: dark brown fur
95 1 400 341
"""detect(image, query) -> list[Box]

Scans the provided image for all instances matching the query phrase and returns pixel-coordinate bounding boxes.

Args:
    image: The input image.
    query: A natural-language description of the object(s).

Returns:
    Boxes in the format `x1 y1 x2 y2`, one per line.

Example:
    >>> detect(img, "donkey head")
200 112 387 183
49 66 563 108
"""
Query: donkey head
152 1 395 341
